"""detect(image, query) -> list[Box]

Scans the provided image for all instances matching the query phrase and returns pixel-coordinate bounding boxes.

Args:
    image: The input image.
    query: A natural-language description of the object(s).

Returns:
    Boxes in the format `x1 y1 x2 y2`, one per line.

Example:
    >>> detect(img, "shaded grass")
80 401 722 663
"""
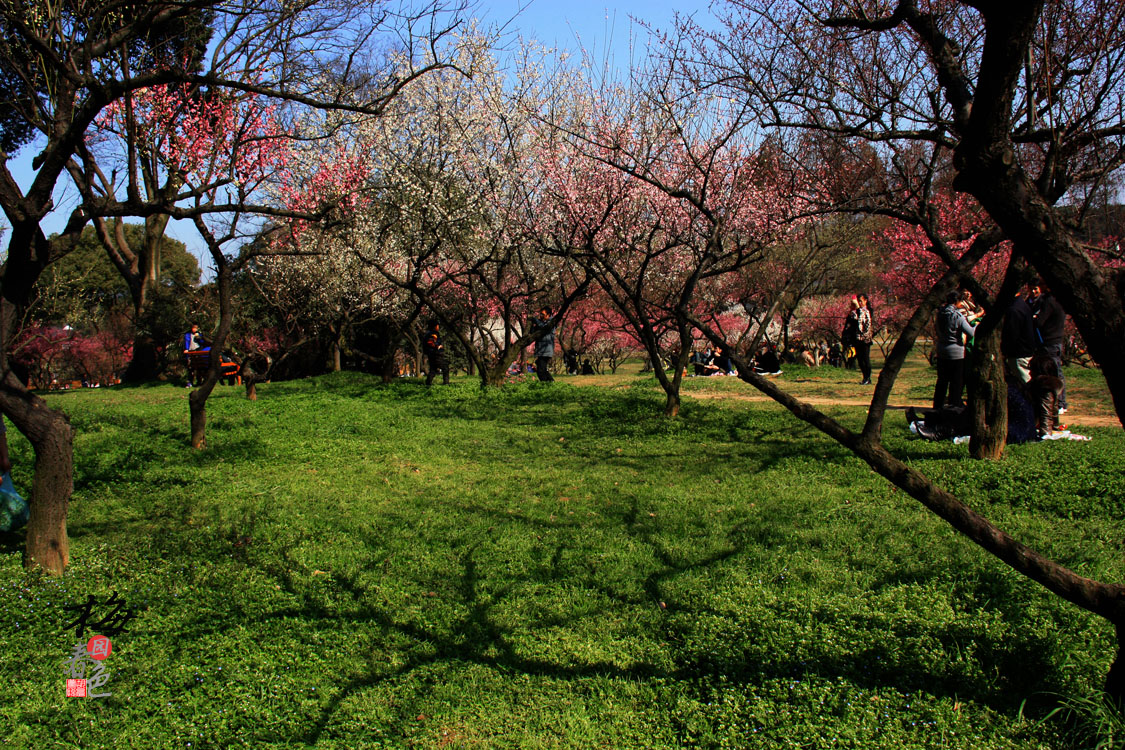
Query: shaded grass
0 372 1123 748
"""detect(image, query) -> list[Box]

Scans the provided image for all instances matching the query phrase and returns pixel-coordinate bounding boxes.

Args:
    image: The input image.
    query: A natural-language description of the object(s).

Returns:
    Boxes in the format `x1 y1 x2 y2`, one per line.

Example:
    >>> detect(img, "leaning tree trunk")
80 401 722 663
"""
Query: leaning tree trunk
1 223 78 574
968 325 1007 460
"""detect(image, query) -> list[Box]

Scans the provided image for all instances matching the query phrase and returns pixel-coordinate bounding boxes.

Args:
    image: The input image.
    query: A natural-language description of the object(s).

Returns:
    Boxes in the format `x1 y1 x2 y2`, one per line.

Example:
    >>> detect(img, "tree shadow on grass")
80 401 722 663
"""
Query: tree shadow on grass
46 373 1088 742
150 491 1080 746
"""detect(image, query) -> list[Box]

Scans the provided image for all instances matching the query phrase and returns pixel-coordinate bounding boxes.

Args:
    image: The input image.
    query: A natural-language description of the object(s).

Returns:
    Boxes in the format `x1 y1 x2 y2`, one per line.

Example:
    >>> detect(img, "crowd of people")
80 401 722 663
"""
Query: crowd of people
183 282 1075 447
910 280 1073 442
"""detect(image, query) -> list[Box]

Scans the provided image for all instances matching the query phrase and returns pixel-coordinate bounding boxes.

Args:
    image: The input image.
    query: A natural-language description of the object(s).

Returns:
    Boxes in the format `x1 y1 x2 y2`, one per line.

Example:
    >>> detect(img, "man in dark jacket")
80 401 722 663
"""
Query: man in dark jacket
1001 284 1038 383
531 307 555 382
423 321 449 386
1031 280 1068 411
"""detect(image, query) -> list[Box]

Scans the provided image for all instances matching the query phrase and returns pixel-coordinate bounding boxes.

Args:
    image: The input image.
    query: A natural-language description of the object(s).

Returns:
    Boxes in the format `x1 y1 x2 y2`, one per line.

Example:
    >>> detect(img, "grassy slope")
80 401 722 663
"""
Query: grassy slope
1 363 1123 749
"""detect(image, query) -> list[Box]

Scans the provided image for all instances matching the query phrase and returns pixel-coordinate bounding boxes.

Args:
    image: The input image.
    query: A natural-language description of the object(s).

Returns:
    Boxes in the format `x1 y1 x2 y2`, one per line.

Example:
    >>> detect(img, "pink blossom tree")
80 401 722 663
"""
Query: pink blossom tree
660 0 1125 696
537 85 810 414
0 0 471 572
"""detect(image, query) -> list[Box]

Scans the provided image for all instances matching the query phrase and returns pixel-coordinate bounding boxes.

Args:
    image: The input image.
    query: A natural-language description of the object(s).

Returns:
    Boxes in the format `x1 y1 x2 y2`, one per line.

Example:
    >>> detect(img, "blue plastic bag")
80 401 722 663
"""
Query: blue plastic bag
0 472 28 532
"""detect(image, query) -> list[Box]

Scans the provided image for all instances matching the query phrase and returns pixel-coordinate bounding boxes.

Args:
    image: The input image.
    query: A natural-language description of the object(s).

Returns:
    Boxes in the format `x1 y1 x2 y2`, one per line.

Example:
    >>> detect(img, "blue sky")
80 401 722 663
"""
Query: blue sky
491 0 698 54
7 2 717 275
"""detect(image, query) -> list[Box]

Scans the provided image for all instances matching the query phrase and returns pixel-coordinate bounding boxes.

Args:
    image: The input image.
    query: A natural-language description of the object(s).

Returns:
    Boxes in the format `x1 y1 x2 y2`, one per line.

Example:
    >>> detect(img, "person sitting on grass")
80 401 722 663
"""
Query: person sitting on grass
906 373 1038 444
752 344 782 376
710 346 734 376
689 347 708 376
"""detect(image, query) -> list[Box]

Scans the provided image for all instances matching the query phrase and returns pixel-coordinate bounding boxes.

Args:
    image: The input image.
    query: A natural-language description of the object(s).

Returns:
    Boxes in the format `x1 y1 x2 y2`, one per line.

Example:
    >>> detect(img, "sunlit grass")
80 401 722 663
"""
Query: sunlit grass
0 367 1122 748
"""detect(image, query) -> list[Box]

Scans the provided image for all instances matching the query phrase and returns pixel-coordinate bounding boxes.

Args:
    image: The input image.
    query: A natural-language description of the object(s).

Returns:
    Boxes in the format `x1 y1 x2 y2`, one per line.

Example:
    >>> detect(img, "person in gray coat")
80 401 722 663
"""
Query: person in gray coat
933 290 977 409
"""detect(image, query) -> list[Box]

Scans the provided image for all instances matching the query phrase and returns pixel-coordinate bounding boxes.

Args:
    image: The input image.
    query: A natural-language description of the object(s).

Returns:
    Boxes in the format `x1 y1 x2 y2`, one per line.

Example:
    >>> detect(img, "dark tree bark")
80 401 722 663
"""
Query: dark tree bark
188 227 235 450
92 214 175 382
967 325 1007 460
0 225 82 574
0 368 74 574
686 241 1125 701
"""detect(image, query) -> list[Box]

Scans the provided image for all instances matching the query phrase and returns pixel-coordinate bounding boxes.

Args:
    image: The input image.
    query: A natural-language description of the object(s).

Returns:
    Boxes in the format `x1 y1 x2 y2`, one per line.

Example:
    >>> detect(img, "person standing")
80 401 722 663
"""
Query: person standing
1001 284 1038 383
841 298 859 370
531 307 556 383
855 293 874 385
1031 280 1068 413
422 321 449 386
933 290 977 409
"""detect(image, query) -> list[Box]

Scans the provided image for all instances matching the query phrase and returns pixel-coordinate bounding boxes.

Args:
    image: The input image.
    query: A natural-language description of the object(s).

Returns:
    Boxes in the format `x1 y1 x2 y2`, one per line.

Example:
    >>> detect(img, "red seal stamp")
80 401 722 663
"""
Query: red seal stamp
86 635 112 660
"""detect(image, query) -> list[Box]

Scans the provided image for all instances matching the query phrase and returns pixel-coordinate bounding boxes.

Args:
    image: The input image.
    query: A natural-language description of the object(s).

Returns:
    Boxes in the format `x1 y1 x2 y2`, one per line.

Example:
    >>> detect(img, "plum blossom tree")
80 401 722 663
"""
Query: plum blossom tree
0 0 470 572
537 74 809 414
559 295 641 374
654 0 1125 696
321 39 592 387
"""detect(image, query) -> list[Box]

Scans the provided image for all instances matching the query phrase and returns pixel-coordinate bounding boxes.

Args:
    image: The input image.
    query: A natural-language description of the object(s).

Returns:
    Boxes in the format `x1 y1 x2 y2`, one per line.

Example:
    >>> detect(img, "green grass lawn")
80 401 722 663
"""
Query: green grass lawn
2 368 1124 748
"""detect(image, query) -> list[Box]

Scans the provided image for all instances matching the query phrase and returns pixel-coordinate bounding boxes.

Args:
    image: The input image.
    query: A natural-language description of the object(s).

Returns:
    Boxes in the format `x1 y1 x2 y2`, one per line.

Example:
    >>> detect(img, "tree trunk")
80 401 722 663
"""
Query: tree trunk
188 386 209 449
380 352 395 384
4 373 74 574
96 214 169 384
664 391 680 417
0 369 74 574
23 411 72 574
1 224 76 574
123 332 159 382
968 326 1007 460
183 237 234 449
331 324 343 372
466 326 476 377
955 136 1125 431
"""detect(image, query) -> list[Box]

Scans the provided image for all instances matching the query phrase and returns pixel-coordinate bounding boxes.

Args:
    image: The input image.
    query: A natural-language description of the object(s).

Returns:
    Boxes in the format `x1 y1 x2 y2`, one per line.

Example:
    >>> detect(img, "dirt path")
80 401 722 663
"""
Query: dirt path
567 375 1121 429
683 390 1123 429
